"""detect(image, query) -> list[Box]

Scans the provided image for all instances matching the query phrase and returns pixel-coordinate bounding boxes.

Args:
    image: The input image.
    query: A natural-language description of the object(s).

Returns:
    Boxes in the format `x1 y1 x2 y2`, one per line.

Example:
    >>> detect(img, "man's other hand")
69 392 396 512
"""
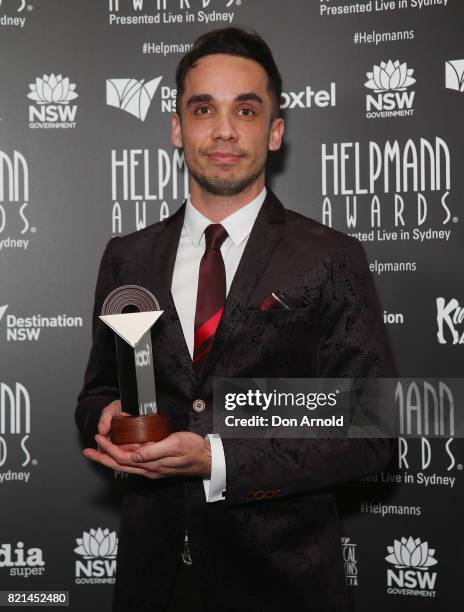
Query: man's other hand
83 428 212 480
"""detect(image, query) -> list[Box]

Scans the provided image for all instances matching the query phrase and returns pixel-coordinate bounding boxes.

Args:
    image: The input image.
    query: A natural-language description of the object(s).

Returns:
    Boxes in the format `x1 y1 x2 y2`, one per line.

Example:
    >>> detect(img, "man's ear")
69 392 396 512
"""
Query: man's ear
171 112 183 148
268 117 285 152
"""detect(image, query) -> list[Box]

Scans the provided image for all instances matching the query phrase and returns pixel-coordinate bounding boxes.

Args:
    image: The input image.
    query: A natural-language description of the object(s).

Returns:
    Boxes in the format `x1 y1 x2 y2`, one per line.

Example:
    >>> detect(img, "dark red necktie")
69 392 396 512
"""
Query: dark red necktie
193 224 228 374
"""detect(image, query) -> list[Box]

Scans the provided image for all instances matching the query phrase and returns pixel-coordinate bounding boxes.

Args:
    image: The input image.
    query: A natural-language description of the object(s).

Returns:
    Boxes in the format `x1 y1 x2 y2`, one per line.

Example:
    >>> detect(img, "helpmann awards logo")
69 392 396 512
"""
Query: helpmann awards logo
0 381 35 483
0 150 34 250
0 0 34 29
386 536 438 597
74 528 118 584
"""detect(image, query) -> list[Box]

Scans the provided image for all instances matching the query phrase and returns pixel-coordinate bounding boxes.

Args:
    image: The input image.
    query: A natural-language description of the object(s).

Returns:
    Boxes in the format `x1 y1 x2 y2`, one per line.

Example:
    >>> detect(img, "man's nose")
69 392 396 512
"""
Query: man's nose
211 113 238 141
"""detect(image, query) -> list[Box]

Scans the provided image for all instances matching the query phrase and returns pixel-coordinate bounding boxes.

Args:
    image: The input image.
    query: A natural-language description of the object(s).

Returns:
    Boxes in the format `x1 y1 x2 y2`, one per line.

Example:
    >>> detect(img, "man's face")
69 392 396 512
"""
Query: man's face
171 53 284 197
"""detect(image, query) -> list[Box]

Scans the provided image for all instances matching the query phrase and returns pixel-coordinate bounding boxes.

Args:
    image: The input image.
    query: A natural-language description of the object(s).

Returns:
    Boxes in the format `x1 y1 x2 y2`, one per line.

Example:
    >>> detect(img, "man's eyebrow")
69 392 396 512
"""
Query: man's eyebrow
234 92 263 104
186 94 215 108
185 92 264 108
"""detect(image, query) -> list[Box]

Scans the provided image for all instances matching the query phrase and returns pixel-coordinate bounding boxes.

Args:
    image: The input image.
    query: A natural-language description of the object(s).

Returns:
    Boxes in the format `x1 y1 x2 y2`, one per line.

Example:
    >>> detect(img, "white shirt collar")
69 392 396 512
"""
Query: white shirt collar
183 186 267 247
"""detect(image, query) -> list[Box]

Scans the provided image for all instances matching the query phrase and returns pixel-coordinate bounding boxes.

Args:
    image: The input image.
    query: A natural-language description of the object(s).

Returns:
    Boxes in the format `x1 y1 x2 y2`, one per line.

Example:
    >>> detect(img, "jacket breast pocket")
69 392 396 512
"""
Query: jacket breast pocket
245 307 310 327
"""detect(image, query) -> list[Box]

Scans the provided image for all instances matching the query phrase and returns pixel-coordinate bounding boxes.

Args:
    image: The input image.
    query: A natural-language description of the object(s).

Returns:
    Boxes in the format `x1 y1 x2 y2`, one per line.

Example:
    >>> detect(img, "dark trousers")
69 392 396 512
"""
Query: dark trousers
165 561 205 612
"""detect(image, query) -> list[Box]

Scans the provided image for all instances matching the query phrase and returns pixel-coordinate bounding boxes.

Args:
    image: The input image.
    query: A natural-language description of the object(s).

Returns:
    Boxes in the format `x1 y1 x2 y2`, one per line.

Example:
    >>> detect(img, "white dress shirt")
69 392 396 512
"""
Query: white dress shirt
171 186 267 502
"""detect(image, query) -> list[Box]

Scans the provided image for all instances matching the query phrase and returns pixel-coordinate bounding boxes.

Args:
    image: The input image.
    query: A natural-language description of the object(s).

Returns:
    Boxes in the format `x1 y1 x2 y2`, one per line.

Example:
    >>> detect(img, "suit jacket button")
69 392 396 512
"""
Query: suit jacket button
192 399 206 412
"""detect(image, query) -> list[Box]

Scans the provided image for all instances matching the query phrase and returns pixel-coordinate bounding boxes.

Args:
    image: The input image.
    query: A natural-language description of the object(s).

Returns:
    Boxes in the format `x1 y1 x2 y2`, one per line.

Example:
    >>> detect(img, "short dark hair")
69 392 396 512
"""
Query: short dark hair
175 27 282 119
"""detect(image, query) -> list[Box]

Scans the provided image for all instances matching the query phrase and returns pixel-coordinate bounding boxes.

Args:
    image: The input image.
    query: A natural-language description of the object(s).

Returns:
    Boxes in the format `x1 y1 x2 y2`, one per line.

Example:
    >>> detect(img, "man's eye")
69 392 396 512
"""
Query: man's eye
195 106 211 115
239 107 255 117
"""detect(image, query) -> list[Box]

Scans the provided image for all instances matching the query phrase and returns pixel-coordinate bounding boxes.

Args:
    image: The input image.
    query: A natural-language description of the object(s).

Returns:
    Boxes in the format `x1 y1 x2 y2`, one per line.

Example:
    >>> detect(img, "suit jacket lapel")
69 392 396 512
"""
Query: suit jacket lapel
140 203 198 390
200 189 286 382
138 189 286 390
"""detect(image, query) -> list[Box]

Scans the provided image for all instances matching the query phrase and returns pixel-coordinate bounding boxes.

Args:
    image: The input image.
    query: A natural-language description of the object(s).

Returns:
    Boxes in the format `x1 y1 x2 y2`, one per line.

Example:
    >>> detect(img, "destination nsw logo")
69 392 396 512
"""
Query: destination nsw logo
106 77 163 121
385 536 438 598
0 305 83 341
445 59 464 93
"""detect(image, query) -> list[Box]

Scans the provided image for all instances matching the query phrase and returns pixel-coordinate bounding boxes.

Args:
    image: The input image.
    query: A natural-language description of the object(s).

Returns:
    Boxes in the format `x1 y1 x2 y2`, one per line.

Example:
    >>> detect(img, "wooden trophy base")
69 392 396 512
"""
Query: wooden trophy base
110 413 172 445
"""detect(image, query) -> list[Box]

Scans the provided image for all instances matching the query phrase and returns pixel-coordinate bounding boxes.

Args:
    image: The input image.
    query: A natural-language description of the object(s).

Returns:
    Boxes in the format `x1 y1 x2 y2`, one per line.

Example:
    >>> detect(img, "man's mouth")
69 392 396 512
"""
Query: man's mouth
207 151 244 163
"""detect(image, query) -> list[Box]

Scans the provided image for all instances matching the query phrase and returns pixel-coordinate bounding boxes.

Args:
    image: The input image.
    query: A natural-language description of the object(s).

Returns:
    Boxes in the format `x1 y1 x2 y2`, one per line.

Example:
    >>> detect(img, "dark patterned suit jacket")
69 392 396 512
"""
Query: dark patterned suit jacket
75 188 394 612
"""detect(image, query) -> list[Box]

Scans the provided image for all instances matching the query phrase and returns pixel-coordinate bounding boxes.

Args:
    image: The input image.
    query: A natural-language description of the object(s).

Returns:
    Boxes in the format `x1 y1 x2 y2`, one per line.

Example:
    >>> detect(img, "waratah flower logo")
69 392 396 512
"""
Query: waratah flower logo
365 60 416 93
27 74 78 105
74 528 118 559
385 537 438 570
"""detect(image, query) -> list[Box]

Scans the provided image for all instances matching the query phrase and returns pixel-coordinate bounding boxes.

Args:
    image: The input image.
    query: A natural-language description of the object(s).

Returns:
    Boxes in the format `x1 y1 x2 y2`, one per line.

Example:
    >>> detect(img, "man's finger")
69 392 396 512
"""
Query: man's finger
130 434 184 463
82 448 159 478
98 416 112 436
95 434 140 466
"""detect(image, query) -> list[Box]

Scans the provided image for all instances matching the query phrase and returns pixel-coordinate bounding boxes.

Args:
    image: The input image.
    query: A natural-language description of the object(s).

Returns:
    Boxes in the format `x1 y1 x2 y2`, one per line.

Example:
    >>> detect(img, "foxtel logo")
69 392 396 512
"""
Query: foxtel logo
280 83 336 109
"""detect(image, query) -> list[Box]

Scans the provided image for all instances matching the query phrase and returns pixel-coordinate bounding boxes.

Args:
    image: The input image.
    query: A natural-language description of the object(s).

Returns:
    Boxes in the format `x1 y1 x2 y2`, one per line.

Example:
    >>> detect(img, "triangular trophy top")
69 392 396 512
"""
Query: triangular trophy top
99 311 163 348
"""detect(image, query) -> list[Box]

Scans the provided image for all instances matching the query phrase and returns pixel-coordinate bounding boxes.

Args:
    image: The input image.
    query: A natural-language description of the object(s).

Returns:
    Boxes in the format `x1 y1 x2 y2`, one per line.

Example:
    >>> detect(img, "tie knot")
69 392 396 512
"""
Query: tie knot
204 224 228 251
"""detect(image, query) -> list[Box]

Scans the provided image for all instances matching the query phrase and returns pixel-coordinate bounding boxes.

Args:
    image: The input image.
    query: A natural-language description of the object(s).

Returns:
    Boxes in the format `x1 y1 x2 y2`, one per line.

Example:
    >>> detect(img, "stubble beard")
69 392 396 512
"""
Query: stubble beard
186 149 267 197
189 166 265 196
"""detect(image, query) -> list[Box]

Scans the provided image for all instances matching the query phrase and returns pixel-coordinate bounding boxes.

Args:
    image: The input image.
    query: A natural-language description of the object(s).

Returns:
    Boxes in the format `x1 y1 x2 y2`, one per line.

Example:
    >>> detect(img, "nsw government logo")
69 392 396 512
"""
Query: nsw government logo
365 60 415 119
386 536 437 597
74 528 118 584
27 74 78 129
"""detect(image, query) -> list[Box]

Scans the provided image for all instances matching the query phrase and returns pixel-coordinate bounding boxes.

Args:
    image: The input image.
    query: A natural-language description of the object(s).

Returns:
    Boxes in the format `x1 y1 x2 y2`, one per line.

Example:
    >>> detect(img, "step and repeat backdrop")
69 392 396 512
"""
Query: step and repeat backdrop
0 0 463 609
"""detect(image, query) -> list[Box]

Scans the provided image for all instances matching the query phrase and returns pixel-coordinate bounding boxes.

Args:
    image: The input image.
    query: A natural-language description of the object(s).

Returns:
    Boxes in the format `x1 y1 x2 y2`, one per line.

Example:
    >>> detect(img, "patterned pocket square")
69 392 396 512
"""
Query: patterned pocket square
259 292 291 311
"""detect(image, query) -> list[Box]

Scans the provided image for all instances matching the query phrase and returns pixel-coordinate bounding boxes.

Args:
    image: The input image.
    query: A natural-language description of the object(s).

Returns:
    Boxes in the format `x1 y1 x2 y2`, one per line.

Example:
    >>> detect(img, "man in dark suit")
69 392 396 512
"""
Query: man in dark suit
76 27 394 612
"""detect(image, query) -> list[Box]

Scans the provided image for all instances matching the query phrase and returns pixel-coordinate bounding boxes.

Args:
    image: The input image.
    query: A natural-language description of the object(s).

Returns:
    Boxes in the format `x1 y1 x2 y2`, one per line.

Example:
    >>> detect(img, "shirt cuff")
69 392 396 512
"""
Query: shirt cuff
202 433 226 502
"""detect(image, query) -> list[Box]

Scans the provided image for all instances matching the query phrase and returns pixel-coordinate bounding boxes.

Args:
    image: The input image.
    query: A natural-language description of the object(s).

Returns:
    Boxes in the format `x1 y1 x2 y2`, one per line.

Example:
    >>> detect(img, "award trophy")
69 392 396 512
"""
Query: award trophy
100 285 172 445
